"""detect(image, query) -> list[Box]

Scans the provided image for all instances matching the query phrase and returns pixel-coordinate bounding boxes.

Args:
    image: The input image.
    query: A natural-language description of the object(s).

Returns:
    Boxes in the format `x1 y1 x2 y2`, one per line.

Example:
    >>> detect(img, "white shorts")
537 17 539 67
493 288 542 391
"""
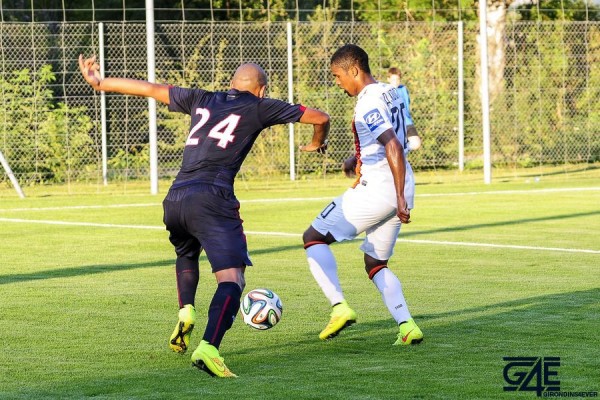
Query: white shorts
311 181 409 260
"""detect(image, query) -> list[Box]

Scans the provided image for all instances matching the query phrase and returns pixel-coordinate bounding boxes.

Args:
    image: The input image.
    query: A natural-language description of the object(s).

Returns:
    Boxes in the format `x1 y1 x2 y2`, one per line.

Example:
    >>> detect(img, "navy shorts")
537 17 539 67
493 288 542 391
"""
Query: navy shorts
162 183 252 272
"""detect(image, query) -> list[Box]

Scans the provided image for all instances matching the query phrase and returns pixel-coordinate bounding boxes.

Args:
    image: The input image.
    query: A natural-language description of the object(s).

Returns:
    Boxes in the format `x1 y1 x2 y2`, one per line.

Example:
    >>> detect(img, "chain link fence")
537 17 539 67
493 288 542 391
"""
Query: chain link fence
1 20 598 192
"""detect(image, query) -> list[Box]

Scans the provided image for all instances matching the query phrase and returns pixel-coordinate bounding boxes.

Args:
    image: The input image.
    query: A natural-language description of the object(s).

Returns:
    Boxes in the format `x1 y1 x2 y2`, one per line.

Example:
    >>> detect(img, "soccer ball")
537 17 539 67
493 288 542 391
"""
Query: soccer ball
240 288 283 330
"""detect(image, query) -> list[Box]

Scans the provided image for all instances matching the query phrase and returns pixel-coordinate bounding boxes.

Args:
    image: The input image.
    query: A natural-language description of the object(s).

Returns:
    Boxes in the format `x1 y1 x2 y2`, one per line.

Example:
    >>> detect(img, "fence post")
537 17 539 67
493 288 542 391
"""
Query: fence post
479 1 492 184
146 0 158 194
458 21 465 171
99 22 108 186
287 21 295 181
0 148 25 198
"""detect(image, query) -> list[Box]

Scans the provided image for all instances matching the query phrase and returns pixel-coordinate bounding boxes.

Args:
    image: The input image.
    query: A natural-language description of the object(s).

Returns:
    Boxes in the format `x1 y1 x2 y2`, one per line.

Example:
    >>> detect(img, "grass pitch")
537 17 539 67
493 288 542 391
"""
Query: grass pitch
0 167 599 399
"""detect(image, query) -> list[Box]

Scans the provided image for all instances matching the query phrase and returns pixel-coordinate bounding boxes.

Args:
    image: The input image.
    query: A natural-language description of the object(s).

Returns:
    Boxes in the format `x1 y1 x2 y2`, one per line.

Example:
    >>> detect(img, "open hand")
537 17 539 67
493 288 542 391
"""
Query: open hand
78 54 102 90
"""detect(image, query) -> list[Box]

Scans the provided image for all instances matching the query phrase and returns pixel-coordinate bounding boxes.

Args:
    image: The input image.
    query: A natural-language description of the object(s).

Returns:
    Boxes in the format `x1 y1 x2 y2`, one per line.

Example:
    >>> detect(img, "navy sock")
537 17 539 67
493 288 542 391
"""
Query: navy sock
175 255 199 307
202 282 242 348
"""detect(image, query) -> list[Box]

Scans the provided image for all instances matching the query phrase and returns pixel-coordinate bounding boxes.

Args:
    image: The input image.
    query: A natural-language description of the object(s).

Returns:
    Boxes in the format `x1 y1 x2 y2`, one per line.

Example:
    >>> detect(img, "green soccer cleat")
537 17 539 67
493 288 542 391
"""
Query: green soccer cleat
191 340 238 378
169 304 196 354
393 318 423 346
319 300 357 340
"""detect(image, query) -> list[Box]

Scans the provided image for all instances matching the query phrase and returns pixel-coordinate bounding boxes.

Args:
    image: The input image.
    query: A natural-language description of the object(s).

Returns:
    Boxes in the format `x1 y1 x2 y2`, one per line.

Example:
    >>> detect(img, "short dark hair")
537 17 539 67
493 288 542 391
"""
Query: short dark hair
388 67 401 76
330 44 371 74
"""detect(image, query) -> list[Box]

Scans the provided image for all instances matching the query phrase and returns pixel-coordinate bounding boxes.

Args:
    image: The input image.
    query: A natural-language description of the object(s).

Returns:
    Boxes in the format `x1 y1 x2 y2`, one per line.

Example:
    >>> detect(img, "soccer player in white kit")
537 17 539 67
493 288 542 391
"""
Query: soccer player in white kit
302 44 424 346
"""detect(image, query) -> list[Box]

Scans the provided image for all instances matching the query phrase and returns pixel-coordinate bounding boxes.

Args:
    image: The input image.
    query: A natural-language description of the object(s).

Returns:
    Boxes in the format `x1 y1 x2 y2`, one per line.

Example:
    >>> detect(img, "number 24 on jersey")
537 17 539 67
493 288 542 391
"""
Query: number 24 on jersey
186 107 241 149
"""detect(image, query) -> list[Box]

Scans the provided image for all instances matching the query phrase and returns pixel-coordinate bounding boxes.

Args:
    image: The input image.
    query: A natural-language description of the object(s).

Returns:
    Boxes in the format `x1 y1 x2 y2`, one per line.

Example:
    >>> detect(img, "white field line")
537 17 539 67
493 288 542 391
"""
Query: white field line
395 238 600 254
0 218 164 230
416 186 600 197
0 186 598 213
0 203 159 212
1 217 598 254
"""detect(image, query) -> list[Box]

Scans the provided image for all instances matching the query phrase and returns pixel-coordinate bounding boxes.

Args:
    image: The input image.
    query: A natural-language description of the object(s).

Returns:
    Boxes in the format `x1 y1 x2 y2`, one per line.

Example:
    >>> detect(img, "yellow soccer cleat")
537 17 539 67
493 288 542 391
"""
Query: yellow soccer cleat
319 301 357 340
191 340 238 378
393 318 423 346
169 304 196 354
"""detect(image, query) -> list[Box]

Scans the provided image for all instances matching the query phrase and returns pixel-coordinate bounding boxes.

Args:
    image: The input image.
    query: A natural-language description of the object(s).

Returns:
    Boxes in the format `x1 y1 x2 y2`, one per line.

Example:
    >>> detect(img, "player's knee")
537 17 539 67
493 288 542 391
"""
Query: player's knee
365 264 388 280
364 254 388 280
176 249 200 260
303 226 328 247
215 267 245 291
302 227 316 244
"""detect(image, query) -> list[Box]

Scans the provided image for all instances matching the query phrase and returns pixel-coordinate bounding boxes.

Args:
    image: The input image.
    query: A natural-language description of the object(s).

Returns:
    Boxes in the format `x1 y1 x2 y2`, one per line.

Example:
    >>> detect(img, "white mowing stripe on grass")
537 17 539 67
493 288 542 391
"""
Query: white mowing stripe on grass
0 203 159 213
1 217 598 254
0 218 164 230
0 199 331 213
396 238 600 254
1 186 598 213
241 197 333 203
239 187 600 200
416 186 600 198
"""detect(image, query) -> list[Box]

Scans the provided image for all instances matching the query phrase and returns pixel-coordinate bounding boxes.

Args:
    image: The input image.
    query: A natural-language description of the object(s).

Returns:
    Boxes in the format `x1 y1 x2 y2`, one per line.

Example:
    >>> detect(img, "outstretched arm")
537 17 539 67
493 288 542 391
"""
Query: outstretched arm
298 108 330 153
79 54 170 105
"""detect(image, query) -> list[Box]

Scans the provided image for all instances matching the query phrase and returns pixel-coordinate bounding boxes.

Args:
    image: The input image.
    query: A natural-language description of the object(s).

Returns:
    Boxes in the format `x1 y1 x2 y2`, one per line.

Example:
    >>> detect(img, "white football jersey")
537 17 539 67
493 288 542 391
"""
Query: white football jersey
310 82 416 255
352 82 415 206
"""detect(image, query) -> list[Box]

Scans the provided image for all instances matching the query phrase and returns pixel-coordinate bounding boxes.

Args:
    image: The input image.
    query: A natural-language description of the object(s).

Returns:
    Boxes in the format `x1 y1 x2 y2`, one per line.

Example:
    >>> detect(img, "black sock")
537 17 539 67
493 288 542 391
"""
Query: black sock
175 255 199 307
202 282 242 349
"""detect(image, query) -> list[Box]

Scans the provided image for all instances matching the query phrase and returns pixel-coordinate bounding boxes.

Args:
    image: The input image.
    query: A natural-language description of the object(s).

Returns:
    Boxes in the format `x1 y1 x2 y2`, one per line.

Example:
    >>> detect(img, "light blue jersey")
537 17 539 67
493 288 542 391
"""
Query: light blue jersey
397 85 414 127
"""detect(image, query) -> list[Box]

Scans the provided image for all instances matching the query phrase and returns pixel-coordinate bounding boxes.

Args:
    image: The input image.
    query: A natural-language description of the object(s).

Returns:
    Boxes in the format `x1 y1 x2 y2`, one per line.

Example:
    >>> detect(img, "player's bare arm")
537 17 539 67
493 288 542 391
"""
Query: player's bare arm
299 107 330 153
378 129 411 224
78 54 170 105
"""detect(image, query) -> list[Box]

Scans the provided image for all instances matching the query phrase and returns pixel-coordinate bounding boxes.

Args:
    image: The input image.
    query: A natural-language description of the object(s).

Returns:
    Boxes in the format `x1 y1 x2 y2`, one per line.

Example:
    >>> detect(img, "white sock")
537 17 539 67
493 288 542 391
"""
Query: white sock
371 267 411 324
306 244 345 306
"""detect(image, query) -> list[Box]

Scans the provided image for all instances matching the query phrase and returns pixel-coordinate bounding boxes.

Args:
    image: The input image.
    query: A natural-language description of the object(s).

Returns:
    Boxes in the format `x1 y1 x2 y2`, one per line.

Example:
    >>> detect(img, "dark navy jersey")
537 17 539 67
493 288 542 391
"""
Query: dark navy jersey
168 87 306 189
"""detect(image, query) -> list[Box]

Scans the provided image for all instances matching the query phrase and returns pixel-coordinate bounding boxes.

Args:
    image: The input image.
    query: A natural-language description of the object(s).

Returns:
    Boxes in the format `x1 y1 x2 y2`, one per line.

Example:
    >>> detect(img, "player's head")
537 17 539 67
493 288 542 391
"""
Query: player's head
330 44 372 97
331 44 371 74
230 63 268 98
388 67 401 87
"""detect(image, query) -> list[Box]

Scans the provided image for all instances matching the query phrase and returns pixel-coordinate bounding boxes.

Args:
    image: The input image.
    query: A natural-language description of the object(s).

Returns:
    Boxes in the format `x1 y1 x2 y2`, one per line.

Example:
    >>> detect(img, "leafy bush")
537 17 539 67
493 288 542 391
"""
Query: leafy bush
0 65 96 184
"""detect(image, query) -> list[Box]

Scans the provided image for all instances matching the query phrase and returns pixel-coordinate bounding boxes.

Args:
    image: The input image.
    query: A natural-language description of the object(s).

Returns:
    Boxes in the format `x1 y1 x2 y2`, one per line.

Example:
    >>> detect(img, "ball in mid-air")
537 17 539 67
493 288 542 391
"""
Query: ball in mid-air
241 288 283 330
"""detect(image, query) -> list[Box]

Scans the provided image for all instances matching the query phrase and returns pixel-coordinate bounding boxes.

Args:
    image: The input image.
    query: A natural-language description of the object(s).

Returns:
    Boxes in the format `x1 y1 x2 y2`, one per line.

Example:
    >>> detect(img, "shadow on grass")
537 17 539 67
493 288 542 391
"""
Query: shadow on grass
0 244 302 286
234 287 600 354
510 164 600 179
2 288 598 398
415 287 600 322
0 259 174 285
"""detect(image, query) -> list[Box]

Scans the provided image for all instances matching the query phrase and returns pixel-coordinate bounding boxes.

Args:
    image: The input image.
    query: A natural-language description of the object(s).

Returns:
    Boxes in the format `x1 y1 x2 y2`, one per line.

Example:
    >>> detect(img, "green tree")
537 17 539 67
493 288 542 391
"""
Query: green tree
0 65 96 184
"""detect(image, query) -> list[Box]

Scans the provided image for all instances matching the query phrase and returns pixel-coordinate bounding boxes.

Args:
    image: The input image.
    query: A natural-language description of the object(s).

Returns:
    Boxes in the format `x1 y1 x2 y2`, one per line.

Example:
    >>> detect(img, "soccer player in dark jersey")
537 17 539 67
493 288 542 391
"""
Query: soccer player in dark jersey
79 55 330 378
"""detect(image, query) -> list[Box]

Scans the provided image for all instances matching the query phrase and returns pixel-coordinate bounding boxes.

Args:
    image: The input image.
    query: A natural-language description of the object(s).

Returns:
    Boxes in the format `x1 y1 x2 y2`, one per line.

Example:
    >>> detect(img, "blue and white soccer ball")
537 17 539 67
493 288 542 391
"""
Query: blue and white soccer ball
240 288 283 330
